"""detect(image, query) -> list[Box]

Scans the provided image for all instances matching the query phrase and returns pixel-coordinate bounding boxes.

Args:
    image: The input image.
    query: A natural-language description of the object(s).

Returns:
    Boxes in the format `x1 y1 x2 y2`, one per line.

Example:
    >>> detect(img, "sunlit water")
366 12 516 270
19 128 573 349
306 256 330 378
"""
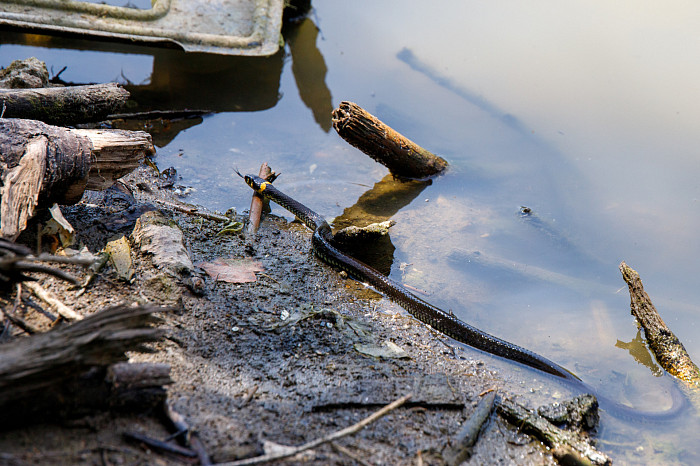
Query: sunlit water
2 0 699 462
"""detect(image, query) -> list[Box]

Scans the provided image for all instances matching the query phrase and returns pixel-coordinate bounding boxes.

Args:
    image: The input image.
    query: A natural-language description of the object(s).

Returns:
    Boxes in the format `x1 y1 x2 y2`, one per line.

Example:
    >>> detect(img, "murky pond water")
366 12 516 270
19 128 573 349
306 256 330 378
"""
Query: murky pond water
2 0 700 462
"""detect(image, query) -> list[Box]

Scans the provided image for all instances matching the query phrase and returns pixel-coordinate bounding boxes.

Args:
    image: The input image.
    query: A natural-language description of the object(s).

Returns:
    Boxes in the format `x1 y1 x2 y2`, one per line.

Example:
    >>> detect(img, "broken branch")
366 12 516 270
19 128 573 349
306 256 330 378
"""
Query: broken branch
332 101 448 179
619 262 700 388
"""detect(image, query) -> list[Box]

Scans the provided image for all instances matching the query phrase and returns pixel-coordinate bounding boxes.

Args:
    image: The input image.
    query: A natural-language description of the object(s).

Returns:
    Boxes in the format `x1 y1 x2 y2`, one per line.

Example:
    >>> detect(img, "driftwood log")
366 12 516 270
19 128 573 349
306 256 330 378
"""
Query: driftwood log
619 262 700 389
0 304 170 425
0 83 130 125
0 118 154 239
332 101 448 179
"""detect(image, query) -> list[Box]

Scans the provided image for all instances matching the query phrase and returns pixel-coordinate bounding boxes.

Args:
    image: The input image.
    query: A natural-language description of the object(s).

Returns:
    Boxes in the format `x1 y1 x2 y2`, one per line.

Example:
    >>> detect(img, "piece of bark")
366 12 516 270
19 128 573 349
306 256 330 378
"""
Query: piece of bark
332 101 448 179
496 397 611 466
0 119 153 239
0 304 167 425
619 262 700 388
0 83 130 125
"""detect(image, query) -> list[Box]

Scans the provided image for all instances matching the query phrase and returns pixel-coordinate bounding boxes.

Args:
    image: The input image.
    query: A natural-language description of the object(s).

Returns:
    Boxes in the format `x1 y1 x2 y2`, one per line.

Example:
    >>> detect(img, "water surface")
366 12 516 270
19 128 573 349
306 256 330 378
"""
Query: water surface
2 1 699 462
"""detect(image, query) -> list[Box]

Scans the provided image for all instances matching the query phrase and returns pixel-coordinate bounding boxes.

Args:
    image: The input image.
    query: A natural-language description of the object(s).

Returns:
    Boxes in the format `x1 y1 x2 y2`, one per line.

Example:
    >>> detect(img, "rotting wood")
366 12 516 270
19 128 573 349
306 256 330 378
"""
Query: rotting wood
0 119 153 239
0 83 130 125
70 128 155 191
496 397 611 466
619 262 700 389
0 304 168 425
332 101 448 179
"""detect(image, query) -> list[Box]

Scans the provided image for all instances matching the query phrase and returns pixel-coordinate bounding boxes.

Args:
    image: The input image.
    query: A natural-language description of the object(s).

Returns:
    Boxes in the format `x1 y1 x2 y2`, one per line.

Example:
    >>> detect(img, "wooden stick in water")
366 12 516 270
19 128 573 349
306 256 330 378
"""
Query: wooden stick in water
332 101 448 179
619 261 700 388
247 163 275 234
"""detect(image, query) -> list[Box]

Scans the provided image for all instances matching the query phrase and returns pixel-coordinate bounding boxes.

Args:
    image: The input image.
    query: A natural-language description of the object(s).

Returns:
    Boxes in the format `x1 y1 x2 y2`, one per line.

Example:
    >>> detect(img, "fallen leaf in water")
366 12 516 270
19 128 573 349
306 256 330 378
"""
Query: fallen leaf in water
197 258 264 283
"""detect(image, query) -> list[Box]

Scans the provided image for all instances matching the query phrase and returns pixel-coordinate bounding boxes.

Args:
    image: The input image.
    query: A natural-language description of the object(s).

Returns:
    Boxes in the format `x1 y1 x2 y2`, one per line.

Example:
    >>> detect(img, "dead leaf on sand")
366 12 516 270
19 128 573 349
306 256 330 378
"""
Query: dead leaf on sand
197 257 264 283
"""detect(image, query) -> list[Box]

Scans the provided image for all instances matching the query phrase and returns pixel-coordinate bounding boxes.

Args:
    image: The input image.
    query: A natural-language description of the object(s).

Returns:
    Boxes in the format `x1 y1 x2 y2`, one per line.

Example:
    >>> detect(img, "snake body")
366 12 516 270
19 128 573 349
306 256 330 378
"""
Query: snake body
243 174 686 420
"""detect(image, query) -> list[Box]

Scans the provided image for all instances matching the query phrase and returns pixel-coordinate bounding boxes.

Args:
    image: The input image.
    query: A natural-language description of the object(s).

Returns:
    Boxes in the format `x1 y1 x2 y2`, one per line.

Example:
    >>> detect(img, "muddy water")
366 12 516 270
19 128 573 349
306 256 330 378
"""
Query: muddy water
2 0 700 462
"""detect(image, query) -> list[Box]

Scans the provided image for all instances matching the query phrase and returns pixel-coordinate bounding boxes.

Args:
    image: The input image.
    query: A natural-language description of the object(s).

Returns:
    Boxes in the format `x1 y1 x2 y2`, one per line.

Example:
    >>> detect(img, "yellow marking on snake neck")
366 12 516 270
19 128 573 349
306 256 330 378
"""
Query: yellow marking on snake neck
259 182 269 192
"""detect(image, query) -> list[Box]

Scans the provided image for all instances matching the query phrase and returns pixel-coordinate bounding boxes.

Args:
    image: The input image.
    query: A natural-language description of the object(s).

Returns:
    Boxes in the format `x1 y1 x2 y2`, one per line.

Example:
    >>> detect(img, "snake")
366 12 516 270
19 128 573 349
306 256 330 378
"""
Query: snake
242 173 687 421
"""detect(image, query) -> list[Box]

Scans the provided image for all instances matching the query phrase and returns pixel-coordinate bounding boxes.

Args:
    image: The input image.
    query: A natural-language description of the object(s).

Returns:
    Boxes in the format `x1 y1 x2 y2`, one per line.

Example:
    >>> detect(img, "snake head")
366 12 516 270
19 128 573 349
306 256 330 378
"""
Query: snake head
242 173 269 193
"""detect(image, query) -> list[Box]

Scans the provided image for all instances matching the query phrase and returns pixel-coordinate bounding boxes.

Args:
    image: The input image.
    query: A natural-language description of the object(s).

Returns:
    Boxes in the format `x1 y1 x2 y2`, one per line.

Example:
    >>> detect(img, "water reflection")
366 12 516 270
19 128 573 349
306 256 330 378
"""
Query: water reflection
331 175 431 275
284 18 333 132
616 330 664 377
332 175 430 229
0 25 335 152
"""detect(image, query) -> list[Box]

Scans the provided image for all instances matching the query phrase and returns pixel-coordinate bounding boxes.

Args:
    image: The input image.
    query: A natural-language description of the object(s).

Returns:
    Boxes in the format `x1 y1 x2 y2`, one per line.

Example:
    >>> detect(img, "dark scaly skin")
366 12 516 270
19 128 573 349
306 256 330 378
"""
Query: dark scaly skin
243 175 688 421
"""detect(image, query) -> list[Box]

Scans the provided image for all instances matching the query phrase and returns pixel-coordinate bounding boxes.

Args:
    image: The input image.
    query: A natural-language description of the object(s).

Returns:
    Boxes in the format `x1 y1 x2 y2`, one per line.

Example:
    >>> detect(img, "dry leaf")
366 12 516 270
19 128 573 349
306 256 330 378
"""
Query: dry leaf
198 257 264 283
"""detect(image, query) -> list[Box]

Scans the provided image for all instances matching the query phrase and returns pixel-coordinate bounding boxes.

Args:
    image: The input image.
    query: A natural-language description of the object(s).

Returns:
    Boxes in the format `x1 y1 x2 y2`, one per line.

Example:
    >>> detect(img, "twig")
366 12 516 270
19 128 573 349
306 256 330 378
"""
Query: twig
4 284 40 334
123 431 198 460
239 385 259 408
31 254 95 266
1 310 37 334
330 442 374 466
23 281 82 321
154 199 230 223
10 261 80 284
219 393 412 465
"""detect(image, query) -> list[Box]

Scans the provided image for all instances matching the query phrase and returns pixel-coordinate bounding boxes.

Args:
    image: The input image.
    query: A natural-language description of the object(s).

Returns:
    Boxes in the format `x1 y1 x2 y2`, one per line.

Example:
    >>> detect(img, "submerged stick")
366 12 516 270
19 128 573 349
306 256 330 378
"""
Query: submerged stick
619 262 700 388
332 101 448 179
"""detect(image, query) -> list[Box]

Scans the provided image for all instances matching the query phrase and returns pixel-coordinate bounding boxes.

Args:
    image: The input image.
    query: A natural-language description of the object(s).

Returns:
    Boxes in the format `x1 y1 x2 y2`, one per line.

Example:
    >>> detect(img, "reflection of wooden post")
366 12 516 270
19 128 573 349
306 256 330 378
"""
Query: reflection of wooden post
332 101 448 179
620 262 700 388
